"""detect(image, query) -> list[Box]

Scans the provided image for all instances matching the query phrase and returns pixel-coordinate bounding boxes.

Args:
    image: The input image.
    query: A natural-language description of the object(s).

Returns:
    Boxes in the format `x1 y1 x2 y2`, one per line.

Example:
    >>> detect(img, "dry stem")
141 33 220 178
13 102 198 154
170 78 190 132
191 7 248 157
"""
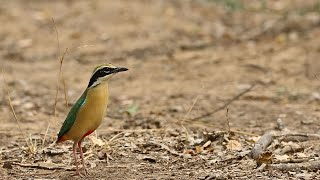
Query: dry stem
1 70 35 153
190 84 256 121
226 108 230 133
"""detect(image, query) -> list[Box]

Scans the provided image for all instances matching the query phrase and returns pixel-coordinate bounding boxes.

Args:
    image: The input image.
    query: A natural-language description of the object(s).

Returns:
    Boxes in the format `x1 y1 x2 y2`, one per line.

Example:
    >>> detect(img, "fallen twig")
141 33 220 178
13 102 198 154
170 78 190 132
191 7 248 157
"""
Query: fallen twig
251 131 273 160
229 130 257 136
190 84 256 121
280 144 303 154
171 117 258 136
275 133 320 142
149 141 184 157
268 160 320 171
251 118 320 168
276 158 310 164
11 162 74 170
273 116 320 142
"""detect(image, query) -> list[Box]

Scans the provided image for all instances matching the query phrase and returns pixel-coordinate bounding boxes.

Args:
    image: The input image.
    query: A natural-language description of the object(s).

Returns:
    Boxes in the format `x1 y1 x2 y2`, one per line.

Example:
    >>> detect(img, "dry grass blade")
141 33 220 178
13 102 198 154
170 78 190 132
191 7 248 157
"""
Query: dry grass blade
1 69 35 153
41 123 51 150
4 86 21 131
60 48 69 106
52 18 60 60
43 18 69 148
53 48 69 116
52 17 69 116
180 95 201 143
182 95 200 122
108 132 125 143
226 108 230 133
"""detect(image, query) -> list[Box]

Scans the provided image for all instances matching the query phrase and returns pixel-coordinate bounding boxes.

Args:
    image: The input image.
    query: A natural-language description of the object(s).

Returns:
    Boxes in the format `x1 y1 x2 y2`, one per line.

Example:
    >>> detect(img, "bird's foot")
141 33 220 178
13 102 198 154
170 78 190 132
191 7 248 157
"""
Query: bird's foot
81 166 89 176
73 166 87 177
84 168 90 176
73 170 84 177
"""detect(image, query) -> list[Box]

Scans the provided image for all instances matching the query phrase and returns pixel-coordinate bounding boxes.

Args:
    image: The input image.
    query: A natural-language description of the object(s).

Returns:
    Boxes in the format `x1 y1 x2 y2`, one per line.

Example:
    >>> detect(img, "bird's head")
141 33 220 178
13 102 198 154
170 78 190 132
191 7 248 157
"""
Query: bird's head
87 63 128 88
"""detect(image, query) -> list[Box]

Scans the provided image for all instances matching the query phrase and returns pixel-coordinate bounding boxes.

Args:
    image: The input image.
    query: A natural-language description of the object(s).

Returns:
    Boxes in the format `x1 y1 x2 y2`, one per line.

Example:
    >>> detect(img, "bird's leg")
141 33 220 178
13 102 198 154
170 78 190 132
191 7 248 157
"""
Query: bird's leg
73 142 82 177
78 141 89 175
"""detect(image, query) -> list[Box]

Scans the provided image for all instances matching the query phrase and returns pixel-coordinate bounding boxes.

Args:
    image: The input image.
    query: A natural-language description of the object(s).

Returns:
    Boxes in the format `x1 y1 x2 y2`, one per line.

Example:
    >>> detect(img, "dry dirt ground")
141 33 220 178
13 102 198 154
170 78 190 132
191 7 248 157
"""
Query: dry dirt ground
1 0 320 179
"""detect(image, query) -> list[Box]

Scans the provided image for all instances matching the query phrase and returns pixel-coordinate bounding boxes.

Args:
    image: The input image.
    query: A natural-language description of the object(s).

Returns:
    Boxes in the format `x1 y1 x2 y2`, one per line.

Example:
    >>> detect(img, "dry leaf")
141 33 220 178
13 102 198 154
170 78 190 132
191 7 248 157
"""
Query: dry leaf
195 146 202 154
248 136 260 143
257 151 273 165
226 140 242 151
202 141 211 148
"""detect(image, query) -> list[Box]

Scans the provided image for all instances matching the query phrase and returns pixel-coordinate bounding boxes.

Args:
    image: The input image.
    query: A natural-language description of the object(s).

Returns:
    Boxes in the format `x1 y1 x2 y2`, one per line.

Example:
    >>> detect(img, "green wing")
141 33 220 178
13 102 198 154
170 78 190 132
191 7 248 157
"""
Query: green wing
57 89 88 140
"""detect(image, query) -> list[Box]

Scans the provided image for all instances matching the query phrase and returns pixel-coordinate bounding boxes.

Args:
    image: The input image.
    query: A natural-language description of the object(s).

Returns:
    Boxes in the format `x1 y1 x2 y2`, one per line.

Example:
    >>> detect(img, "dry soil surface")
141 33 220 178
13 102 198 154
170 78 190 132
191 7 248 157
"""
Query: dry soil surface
1 0 320 179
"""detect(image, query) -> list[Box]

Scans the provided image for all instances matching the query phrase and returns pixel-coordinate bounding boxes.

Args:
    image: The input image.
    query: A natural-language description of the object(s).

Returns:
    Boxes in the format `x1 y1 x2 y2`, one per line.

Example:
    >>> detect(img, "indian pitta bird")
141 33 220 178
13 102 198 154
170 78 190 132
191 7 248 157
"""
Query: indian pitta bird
56 64 128 176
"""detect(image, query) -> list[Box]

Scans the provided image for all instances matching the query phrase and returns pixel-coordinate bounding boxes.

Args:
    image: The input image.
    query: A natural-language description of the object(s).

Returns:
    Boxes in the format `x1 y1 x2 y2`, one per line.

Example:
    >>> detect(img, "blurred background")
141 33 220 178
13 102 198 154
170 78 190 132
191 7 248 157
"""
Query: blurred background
1 0 320 178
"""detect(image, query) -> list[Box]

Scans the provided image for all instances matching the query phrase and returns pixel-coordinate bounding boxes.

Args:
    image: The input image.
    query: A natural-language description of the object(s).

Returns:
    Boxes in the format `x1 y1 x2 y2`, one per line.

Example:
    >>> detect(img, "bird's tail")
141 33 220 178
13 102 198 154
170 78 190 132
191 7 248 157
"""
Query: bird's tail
56 135 67 143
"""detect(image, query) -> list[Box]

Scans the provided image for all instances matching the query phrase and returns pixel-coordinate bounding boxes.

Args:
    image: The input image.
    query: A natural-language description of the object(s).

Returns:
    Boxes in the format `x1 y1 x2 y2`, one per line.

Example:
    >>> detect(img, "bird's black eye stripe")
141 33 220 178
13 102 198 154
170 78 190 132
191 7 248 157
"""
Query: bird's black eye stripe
101 67 114 72
87 67 115 88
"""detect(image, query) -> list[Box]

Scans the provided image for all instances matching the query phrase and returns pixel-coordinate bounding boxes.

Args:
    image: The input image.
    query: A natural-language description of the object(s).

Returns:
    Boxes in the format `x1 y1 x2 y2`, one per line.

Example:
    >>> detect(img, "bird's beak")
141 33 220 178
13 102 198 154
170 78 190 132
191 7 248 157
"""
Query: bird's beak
113 67 128 73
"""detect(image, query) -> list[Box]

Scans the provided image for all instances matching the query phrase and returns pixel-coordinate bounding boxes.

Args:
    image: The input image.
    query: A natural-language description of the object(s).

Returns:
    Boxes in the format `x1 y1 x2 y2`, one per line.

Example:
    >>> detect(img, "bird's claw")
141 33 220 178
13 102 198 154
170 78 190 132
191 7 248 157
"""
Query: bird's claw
74 170 88 177
83 168 89 176
73 164 89 176
73 170 84 177
74 166 88 177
